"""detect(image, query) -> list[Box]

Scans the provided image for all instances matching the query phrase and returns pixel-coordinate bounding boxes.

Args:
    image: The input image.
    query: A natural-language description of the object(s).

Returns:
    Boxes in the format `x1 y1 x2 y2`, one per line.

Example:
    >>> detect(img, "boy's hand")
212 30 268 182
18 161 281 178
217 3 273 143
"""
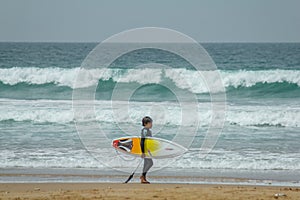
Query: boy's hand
141 153 145 158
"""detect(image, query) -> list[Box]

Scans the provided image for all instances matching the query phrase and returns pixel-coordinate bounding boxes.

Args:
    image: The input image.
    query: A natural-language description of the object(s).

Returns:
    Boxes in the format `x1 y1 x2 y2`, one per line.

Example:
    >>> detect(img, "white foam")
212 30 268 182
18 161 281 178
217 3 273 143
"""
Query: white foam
0 149 104 168
1 148 299 170
175 151 300 170
0 67 78 88
0 99 299 127
0 67 300 93
221 69 300 88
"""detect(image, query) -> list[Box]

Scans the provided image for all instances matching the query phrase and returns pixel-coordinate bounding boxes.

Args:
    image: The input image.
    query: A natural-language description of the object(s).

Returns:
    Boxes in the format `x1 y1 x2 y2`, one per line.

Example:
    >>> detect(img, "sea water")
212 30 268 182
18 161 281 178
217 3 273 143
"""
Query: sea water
0 43 299 185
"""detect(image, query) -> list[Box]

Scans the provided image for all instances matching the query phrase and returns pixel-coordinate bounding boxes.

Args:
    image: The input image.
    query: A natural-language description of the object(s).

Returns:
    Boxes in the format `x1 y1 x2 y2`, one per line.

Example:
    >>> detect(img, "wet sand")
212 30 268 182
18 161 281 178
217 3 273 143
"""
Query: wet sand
0 183 299 200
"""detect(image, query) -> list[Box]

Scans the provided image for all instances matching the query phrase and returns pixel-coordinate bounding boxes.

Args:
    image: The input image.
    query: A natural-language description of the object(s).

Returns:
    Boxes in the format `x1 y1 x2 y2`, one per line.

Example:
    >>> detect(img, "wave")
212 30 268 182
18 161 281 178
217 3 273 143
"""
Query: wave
0 67 300 94
226 82 300 98
2 149 299 170
0 100 299 127
1 149 299 170
0 82 72 100
175 151 300 170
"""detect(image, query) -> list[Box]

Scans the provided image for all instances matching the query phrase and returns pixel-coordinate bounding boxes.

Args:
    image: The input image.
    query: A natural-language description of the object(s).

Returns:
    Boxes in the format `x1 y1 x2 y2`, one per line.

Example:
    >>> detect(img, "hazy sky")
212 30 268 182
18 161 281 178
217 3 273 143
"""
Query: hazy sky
0 0 299 42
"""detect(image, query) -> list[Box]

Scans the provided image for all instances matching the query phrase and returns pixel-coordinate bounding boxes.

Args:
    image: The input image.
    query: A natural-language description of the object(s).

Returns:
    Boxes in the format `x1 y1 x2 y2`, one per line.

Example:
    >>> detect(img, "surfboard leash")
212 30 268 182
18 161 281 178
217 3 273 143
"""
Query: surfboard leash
124 158 143 183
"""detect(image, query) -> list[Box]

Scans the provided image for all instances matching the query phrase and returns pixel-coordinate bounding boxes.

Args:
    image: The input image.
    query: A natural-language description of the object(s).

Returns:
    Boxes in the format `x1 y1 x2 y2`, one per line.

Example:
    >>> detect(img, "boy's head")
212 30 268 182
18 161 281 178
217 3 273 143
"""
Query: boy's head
142 116 153 128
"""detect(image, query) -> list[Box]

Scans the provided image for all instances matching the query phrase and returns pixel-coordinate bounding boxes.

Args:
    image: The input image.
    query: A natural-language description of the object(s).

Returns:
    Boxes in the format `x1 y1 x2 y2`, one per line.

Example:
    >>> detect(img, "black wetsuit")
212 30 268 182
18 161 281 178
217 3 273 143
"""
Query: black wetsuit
140 127 153 177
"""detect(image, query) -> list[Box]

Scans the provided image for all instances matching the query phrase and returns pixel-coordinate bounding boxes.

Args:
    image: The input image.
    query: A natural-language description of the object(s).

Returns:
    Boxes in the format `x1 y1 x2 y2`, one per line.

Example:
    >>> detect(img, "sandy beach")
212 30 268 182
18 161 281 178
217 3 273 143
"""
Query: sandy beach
0 183 299 200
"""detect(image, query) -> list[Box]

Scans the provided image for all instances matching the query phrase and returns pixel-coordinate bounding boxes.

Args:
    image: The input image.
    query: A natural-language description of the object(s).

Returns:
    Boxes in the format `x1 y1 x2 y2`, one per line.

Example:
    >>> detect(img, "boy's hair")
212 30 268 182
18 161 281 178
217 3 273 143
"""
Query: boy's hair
142 116 153 126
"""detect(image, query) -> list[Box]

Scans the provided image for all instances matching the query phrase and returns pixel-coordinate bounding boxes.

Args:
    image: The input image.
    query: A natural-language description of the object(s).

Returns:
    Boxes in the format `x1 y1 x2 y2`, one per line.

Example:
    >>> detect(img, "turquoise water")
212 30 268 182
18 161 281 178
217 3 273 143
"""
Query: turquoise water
0 43 299 183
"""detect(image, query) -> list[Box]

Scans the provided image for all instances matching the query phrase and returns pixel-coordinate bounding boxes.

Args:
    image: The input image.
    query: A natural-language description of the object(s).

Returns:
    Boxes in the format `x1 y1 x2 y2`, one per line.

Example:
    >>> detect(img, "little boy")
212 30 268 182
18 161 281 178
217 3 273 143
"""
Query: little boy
140 116 153 184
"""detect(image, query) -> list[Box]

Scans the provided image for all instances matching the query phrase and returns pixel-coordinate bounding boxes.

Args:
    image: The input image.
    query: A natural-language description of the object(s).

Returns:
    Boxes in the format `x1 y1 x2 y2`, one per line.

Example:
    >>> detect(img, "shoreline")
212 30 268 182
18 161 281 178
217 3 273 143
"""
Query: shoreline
1 167 299 187
1 174 299 188
0 183 299 200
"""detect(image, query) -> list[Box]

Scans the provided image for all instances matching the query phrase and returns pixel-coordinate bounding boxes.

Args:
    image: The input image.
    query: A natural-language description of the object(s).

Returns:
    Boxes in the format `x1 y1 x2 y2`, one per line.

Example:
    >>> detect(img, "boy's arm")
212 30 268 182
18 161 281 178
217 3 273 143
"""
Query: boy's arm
140 137 145 154
140 129 147 154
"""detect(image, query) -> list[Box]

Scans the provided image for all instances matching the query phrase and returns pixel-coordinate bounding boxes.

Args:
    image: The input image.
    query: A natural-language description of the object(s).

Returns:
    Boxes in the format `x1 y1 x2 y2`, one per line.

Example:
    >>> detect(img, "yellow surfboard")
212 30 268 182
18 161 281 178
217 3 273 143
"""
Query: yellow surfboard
112 136 187 159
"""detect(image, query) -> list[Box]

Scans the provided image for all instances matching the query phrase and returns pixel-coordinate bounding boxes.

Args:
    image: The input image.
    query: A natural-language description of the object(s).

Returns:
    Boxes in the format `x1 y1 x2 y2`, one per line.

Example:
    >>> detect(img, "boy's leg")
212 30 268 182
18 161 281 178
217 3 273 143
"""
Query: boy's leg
141 158 153 183
142 158 153 177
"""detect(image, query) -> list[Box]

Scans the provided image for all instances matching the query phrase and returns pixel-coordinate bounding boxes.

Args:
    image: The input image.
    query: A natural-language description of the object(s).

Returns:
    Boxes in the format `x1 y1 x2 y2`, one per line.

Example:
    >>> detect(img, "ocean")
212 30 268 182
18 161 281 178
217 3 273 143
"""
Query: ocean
0 42 299 185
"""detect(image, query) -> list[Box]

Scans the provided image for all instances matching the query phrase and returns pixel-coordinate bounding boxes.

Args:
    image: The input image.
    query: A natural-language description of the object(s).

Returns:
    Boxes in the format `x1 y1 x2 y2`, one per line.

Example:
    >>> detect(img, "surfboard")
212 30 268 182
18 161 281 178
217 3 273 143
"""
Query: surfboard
112 136 187 159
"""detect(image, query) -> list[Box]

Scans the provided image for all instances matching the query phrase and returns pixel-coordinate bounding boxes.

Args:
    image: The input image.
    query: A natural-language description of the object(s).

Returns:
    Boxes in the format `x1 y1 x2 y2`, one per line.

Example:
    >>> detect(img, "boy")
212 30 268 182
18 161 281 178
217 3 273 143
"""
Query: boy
140 116 153 184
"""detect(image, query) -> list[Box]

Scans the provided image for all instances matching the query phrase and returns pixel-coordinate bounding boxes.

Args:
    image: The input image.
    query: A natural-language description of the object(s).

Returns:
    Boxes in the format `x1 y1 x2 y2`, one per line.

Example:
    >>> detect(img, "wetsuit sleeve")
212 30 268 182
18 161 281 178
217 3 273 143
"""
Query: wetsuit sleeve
140 129 147 153
141 137 145 153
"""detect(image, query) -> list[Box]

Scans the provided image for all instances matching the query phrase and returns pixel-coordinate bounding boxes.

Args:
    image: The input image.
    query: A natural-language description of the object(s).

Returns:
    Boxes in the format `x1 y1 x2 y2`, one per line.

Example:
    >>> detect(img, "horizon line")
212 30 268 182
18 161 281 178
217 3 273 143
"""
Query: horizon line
0 41 300 44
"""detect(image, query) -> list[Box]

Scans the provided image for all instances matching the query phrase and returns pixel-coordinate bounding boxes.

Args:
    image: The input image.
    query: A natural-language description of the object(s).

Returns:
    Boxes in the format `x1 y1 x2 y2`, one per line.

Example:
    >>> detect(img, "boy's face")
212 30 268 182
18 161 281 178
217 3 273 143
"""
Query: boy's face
145 122 152 129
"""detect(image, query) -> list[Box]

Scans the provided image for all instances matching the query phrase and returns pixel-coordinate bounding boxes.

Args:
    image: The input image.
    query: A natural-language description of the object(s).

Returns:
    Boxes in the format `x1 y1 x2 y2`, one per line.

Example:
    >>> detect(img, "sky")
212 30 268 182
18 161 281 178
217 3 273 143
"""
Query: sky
0 0 299 42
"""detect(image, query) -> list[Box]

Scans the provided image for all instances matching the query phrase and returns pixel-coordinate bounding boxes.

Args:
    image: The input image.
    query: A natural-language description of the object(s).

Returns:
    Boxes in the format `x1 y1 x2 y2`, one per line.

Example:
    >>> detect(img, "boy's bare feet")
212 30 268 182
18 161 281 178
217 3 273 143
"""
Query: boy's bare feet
140 175 150 184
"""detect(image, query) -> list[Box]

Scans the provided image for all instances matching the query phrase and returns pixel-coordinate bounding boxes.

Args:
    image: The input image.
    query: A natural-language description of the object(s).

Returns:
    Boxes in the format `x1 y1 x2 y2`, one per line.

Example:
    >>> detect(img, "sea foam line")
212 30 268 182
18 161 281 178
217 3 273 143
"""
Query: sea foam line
0 100 299 127
0 67 300 93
